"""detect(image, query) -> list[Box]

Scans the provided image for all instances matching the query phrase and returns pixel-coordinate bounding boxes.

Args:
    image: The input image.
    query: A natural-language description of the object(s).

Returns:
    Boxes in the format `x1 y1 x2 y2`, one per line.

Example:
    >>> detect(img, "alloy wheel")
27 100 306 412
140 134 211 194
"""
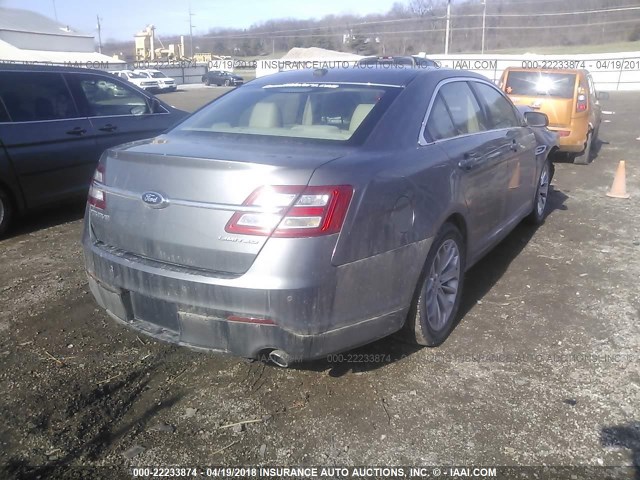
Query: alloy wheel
537 162 550 217
424 239 461 331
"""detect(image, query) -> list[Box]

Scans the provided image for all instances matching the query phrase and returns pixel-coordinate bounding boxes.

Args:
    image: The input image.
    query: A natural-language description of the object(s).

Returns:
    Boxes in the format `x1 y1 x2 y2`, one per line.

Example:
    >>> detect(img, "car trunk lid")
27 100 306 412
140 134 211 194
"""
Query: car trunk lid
89 134 348 275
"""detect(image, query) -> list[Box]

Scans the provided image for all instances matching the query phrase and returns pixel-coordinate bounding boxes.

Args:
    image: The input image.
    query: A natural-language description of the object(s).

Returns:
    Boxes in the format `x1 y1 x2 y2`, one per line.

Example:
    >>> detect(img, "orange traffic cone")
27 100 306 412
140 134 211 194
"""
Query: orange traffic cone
606 161 630 199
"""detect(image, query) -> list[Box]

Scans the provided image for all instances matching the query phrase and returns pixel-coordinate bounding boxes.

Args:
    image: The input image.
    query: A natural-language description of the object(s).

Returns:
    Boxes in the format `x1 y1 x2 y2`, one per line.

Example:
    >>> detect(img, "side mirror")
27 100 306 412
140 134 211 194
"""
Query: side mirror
524 111 549 128
149 97 165 114
130 105 146 116
597 91 610 101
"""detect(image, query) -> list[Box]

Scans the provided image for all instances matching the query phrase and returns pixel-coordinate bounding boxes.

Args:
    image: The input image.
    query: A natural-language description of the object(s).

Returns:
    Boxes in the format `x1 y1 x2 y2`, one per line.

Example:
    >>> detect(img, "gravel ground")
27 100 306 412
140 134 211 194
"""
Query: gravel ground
0 91 638 479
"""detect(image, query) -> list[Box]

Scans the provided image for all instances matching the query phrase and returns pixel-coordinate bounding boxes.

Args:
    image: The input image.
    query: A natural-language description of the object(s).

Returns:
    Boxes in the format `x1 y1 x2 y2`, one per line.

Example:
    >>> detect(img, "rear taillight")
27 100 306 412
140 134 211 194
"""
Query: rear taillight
225 185 353 238
577 85 588 112
557 130 571 137
577 95 587 112
88 164 106 210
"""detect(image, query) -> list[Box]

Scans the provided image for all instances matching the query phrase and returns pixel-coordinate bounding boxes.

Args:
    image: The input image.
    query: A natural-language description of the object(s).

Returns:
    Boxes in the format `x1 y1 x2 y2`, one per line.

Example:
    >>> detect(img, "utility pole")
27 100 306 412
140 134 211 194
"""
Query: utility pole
52 0 58 21
189 5 195 59
481 0 487 54
444 0 451 55
96 15 103 54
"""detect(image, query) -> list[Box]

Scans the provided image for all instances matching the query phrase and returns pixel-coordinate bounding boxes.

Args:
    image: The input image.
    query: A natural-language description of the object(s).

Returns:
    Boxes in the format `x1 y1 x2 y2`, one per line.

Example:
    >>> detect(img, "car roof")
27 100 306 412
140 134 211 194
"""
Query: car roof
0 63 119 75
249 67 484 88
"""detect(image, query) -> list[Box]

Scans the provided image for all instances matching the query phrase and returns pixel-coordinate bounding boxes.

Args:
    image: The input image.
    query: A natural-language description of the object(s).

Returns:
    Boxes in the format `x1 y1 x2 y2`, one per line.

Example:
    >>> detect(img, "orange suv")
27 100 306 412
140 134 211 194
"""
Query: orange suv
499 68 605 164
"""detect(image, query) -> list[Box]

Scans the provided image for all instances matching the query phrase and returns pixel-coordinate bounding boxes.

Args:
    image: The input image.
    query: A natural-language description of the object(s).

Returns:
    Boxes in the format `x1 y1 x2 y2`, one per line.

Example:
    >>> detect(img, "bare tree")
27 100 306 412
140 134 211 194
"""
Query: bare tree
102 0 640 58
408 0 443 17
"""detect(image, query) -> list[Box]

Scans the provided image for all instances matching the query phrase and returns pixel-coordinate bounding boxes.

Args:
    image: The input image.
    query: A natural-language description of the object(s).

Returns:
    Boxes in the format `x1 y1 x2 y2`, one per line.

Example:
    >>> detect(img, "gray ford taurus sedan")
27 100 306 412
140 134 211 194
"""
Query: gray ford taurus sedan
83 67 554 367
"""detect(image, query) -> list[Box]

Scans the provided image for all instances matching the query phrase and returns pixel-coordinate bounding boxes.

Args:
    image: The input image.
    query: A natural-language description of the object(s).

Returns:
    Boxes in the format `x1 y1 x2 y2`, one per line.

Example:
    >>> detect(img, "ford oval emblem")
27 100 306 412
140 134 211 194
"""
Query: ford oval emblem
141 191 169 209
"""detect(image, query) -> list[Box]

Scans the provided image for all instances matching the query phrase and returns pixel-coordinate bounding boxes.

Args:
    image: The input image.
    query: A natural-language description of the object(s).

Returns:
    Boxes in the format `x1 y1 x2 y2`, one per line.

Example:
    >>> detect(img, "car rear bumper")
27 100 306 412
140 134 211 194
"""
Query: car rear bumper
550 124 589 152
87 273 406 362
82 227 431 362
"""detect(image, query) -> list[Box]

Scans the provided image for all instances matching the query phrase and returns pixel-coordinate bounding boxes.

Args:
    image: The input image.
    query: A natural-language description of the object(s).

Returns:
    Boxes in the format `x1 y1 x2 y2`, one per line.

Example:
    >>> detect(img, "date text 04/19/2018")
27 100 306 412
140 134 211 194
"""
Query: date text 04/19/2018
520 59 640 70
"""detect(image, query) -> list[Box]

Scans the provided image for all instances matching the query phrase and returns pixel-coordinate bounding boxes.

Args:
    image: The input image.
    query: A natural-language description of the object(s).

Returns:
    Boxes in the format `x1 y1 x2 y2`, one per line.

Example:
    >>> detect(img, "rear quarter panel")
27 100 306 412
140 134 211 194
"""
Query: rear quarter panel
314 146 459 266
308 140 465 326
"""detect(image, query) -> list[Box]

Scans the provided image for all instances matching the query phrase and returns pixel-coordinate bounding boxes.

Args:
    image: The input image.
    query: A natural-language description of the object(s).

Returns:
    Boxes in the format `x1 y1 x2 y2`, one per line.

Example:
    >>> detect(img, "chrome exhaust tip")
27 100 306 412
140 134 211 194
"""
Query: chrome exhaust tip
268 349 291 368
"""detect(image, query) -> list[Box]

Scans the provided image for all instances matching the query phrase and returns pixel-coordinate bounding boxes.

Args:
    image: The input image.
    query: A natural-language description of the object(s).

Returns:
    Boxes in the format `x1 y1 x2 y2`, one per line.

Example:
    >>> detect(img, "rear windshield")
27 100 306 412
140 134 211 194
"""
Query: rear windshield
505 71 577 98
173 82 399 142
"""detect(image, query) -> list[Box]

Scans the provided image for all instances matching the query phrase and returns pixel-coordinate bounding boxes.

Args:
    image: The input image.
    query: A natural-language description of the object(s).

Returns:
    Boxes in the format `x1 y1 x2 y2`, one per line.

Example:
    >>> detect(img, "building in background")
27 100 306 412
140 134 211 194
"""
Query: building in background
134 25 184 61
0 7 123 67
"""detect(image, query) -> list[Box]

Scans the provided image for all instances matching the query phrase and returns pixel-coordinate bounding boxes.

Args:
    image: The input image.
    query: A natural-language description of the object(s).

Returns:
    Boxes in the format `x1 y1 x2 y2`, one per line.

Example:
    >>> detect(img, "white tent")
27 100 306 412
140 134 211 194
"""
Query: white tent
280 47 362 61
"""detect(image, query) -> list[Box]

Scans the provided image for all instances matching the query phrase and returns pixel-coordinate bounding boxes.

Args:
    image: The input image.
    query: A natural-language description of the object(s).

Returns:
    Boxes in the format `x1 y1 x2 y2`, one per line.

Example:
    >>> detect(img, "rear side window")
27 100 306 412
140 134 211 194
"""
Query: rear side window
471 82 521 129
437 81 487 136
0 72 78 122
75 75 151 117
426 93 457 141
505 71 576 99
587 75 597 97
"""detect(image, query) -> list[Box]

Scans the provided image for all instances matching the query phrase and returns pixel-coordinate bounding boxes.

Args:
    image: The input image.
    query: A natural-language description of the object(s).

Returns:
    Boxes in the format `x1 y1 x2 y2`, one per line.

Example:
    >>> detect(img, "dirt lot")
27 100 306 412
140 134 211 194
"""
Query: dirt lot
0 90 638 479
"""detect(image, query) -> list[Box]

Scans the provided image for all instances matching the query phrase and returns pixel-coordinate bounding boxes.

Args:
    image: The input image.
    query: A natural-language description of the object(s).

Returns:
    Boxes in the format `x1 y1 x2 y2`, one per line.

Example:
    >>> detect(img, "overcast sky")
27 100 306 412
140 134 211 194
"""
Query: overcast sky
1 0 401 42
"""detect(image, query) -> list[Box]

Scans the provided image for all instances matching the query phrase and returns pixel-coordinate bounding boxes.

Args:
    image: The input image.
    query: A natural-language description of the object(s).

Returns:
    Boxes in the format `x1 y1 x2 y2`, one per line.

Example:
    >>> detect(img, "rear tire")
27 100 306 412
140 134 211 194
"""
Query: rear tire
0 187 14 237
401 223 466 346
573 131 593 165
203 77 211 86
525 159 552 225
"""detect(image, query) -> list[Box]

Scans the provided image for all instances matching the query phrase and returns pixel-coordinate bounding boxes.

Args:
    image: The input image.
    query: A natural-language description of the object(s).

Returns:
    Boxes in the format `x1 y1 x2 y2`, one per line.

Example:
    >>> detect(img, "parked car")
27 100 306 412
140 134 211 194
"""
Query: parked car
0 64 187 236
357 55 439 68
83 67 554 367
110 69 160 91
134 69 177 92
499 68 606 164
201 70 244 87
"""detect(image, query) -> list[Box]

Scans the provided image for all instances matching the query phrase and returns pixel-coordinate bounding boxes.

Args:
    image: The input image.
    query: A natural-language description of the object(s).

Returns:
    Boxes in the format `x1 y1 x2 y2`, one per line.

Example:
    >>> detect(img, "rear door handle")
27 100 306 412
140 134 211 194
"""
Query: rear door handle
66 127 87 136
98 124 118 132
506 130 520 152
458 152 483 171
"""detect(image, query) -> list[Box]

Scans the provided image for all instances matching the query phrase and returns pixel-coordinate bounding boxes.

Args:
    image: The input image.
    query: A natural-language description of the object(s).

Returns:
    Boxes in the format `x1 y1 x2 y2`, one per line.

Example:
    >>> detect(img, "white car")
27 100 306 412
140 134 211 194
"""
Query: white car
134 69 177 92
109 70 159 91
